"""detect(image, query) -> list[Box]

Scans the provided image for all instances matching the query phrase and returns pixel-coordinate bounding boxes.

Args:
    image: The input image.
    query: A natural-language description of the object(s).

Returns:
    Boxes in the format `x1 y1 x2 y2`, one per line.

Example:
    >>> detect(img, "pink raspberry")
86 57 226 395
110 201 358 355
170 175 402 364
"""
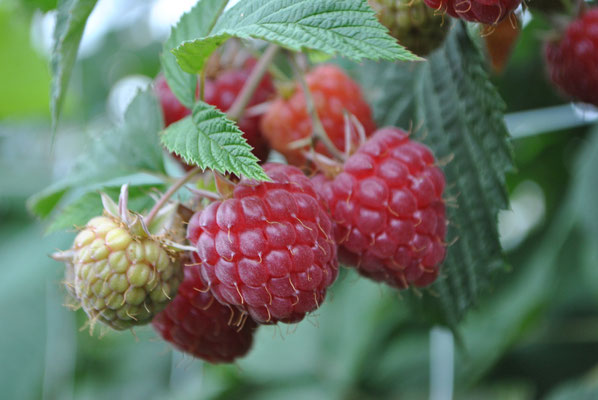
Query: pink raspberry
260 64 376 167
314 128 447 289
152 264 257 363
187 164 338 324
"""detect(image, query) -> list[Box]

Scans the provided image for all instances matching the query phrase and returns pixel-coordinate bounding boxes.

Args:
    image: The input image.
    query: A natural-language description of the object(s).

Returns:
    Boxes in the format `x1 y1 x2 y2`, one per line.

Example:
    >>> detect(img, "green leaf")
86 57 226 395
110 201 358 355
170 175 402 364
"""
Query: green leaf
348 23 513 326
28 89 166 222
415 23 513 326
50 0 98 131
173 0 418 74
161 101 269 180
161 0 229 108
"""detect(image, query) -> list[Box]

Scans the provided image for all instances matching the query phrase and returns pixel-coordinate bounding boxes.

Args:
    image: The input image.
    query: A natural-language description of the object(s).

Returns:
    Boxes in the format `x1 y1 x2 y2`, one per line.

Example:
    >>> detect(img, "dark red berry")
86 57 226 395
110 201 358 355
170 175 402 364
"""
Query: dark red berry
314 128 447 289
152 263 257 363
187 163 338 324
261 64 376 166
423 0 521 25
155 74 190 127
545 8 598 107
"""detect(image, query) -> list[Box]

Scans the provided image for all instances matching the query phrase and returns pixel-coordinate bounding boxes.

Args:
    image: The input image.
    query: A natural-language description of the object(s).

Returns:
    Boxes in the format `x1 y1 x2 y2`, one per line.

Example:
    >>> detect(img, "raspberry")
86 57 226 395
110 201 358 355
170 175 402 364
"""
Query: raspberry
152 263 257 363
155 74 191 127
423 0 521 25
260 64 376 166
187 163 338 324
60 215 183 330
155 59 274 161
368 0 450 56
545 8 598 107
314 128 447 289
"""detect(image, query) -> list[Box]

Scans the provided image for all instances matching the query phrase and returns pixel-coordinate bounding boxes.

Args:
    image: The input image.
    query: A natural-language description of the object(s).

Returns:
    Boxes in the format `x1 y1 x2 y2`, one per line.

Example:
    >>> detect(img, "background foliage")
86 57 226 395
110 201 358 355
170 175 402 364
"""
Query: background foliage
1 0 598 399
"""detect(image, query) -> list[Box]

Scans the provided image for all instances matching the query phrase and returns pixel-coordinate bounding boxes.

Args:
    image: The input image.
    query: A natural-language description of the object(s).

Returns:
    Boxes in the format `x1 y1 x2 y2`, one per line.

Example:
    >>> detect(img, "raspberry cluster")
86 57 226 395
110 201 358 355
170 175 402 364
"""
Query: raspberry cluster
56 62 449 365
545 8 598 107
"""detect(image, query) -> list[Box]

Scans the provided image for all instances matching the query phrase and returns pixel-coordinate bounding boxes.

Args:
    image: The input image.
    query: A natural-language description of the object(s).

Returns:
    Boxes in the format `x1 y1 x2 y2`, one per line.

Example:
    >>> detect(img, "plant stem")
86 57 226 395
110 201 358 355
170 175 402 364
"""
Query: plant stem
289 55 347 162
227 44 279 121
145 167 201 226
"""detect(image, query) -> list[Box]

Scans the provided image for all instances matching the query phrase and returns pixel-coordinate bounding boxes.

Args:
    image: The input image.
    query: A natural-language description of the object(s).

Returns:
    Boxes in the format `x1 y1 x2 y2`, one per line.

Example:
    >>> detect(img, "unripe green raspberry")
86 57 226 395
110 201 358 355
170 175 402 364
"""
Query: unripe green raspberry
69 215 183 330
369 0 450 56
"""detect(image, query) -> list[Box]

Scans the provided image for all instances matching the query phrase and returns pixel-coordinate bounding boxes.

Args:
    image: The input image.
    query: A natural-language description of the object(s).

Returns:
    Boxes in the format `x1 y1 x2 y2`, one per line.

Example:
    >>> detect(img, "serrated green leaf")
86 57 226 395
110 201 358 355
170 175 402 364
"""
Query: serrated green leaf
348 23 513 327
161 101 269 180
50 0 97 132
161 0 229 108
28 89 166 222
415 24 513 326
173 0 418 74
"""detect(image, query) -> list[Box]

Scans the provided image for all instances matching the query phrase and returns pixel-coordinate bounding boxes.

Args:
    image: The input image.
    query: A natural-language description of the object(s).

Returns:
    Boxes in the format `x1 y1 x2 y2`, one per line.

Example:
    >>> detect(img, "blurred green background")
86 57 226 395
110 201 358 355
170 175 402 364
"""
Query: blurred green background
1 0 598 399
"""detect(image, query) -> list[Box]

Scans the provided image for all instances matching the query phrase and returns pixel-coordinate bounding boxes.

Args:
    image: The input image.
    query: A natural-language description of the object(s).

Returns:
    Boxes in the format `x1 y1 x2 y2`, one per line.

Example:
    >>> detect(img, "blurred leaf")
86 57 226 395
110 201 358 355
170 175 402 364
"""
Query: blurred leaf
51 0 98 131
29 89 167 223
161 0 229 108
0 223 72 400
161 101 269 180
173 0 418 74
574 125 598 238
546 367 598 400
20 0 58 11
0 7 50 118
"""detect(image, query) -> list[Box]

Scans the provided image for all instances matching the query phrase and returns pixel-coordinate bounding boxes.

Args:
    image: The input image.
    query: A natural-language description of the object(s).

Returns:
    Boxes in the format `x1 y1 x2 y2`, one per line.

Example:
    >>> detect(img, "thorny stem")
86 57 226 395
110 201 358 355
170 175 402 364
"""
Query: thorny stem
288 55 347 162
144 167 201 226
227 44 279 121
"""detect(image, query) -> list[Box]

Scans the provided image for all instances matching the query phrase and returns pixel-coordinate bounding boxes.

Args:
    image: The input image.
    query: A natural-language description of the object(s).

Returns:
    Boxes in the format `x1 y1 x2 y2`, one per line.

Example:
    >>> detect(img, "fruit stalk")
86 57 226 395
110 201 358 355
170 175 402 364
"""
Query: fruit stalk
288 55 347 162
227 44 279 122
145 167 201 226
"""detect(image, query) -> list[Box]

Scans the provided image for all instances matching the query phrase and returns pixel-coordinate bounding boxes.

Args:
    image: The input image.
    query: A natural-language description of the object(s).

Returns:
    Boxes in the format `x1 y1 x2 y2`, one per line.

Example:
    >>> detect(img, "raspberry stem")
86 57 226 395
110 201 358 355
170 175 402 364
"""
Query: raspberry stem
289 55 347 162
148 44 279 225
227 44 279 121
144 167 201 226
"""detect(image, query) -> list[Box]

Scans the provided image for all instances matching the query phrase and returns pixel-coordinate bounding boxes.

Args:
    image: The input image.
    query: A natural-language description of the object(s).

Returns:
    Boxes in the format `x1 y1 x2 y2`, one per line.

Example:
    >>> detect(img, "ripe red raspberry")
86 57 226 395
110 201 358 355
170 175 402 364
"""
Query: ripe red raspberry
155 59 274 161
545 8 598 107
152 263 257 363
423 0 521 25
314 128 447 289
155 74 190 127
260 64 376 167
187 164 338 324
